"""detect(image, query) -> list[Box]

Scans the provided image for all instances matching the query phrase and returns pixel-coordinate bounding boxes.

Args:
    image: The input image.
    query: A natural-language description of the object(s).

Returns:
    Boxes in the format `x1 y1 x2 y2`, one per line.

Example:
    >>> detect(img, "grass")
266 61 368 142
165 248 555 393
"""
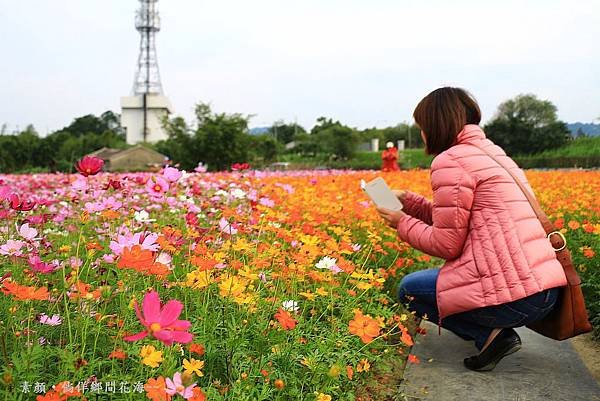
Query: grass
279 150 434 170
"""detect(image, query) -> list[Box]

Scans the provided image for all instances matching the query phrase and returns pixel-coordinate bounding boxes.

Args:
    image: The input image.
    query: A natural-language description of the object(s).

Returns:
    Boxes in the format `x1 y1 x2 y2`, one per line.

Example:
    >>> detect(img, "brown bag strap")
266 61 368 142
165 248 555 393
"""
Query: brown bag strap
472 144 580 285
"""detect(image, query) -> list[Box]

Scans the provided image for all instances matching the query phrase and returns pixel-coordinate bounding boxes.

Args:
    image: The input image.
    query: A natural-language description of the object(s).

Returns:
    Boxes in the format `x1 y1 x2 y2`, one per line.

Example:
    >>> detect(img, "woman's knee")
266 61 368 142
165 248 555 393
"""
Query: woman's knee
397 268 439 302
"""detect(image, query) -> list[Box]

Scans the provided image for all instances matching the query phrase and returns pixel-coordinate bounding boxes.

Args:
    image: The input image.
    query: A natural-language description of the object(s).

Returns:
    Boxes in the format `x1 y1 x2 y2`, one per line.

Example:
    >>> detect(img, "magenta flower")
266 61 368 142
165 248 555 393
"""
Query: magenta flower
28 255 59 274
146 176 169 198
124 291 193 346
165 372 196 399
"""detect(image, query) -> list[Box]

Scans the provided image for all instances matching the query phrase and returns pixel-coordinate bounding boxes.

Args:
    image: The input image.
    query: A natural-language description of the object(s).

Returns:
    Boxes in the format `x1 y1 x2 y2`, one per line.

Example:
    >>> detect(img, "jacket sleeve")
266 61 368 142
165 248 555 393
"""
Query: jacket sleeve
402 191 433 225
396 154 475 260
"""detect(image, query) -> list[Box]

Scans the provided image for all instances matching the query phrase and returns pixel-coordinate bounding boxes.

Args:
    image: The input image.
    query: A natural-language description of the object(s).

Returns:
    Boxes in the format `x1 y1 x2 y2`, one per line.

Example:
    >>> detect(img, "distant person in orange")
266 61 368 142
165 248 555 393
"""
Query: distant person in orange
381 141 400 172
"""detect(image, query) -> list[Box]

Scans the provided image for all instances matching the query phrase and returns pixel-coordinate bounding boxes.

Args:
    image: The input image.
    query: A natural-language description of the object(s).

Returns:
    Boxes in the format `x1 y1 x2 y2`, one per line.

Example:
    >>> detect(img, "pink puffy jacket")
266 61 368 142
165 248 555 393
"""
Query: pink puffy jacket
397 124 567 320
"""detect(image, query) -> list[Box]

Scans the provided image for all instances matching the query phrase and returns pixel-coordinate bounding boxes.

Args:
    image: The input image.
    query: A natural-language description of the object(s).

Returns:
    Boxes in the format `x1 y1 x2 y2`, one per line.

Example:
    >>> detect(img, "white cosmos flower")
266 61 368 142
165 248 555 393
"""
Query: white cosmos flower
133 210 155 223
282 300 299 312
230 188 246 199
315 256 338 270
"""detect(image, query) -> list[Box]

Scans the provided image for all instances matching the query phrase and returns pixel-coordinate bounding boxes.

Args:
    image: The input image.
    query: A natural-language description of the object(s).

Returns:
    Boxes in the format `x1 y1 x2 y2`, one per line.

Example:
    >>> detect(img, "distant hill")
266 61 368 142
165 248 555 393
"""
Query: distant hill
249 127 270 135
567 122 600 137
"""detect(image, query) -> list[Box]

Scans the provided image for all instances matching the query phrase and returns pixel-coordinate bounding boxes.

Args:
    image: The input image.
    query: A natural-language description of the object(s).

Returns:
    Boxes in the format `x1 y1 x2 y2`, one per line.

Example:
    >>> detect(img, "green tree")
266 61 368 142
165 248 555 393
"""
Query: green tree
267 121 306 144
485 94 570 155
310 118 358 159
249 135 281 164
159 103 252 171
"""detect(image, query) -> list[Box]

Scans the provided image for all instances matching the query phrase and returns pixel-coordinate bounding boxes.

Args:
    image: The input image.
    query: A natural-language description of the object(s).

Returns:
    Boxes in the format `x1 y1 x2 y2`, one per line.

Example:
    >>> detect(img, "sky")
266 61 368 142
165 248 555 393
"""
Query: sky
1 0 599 135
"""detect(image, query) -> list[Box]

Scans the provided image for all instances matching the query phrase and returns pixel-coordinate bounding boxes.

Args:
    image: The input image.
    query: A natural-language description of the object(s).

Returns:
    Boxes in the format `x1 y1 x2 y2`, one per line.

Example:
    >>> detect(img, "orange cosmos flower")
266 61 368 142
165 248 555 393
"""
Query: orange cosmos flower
145 376 171 401
189 387 207 401
108 349 127 360
1 280 49 301
582 246 595 259
408 354 420 364
69 280 101 300
274 308 297 330
118 245 169 277
346 365 354 380
348 310 380 344
568 220 580 230
189 343 206 356
118 245 155 270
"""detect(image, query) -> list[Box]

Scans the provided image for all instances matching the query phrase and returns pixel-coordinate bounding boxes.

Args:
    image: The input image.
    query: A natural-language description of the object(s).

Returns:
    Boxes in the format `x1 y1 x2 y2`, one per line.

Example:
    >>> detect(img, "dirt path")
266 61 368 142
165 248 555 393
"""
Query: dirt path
571 333 600 383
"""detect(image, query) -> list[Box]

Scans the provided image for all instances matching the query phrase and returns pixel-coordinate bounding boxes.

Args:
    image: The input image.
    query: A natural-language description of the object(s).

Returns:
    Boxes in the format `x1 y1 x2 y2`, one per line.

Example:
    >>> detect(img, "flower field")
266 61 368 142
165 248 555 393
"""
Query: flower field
0 167 598 401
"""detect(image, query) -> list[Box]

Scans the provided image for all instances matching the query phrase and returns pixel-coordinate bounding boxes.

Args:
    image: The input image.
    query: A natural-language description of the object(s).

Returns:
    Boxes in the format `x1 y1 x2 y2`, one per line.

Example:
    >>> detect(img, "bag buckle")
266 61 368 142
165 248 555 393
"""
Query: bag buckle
547 231 567 252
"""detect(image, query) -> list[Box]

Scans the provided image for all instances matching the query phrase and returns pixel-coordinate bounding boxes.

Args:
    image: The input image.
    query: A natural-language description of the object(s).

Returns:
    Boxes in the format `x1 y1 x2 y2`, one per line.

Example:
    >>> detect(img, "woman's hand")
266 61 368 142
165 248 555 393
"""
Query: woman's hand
392 190 407 203
377 207 406 229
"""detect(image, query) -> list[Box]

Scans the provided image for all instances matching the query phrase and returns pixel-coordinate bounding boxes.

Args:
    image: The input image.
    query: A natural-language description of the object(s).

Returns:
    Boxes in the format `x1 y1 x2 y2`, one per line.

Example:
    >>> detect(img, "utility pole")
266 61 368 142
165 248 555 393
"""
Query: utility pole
407 121 411 168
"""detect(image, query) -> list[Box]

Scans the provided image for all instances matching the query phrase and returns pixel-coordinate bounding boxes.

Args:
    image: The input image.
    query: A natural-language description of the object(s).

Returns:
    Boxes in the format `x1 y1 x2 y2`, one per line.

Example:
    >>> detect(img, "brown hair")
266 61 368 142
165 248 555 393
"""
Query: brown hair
413 87 481 155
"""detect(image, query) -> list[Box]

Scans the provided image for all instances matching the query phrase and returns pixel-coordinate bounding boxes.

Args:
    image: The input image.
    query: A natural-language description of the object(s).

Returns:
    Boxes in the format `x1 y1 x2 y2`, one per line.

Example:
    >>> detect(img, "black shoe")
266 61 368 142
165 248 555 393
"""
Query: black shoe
463 328 522 372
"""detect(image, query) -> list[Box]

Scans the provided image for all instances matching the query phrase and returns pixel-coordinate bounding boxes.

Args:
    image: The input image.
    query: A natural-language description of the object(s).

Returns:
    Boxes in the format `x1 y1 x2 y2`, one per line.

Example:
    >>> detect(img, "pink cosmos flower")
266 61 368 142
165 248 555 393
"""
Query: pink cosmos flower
28 255 59 274
194 162 207 173
165 372 196 399
0 186 11 201
124 291 193 346
156 252 173 270
18 223 38 241
259 197 275 207
146 176 170 198
162 166 182 182
218 217 238 235
0 240 26 256
39 313 62 326
109 231 159 255
71 175 88 191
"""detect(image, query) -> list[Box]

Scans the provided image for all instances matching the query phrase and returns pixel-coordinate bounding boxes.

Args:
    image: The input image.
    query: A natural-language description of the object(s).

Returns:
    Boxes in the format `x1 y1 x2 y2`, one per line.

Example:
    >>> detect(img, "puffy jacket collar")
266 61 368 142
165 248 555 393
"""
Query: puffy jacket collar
455 124 485 145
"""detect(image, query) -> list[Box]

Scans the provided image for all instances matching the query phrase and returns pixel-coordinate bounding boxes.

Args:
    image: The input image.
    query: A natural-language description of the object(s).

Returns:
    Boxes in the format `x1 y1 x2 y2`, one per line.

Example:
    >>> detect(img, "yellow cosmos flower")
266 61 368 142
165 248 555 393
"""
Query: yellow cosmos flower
183 358 204 377
316 393 332 401
184 270 212 289
356 359 370 372
299 290 317 301
140 345 163 368
316 287 329 296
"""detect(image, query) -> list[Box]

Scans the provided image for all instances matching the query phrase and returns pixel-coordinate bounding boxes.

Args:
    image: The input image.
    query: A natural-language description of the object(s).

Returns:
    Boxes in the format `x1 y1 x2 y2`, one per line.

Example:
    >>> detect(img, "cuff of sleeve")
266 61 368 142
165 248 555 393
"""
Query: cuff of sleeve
396 213 414 241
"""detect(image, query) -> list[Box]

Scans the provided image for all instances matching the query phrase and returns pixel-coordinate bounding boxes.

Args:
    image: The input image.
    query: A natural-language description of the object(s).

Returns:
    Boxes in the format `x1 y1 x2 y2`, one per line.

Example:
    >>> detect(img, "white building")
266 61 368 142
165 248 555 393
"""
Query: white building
121 95 172 144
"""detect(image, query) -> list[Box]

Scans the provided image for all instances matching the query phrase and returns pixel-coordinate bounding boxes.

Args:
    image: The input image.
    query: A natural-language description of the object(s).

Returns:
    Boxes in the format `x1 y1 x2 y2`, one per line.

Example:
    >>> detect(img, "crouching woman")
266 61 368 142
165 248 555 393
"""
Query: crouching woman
377 87 567 371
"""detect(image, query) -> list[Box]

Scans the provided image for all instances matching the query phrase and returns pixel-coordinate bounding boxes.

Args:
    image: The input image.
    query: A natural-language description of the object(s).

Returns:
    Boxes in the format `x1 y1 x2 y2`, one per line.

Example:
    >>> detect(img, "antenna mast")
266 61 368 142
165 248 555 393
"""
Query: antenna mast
132 0 164 141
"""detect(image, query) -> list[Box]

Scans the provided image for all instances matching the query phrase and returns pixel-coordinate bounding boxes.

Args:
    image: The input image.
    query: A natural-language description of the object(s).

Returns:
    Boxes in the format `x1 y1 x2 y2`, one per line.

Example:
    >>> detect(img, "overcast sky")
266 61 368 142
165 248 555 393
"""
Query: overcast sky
1 0 599 134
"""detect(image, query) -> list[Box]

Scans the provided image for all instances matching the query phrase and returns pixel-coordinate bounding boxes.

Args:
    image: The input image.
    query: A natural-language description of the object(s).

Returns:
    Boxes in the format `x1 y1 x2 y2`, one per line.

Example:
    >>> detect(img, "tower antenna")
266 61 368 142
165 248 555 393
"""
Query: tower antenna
122 0 172 145
133 0 163 141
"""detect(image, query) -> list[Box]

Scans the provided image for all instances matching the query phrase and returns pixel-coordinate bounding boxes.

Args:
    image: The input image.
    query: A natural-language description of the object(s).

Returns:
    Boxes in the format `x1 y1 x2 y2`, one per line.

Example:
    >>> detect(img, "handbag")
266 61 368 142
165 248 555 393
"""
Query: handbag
473 144 593 340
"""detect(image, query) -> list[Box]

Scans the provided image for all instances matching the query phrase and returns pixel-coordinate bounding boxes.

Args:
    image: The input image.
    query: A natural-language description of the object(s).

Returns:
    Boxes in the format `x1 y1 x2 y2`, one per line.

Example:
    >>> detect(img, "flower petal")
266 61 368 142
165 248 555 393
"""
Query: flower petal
134 301 147 327
170 330 193 344
171 320 192 330
123 331 148 342
143 291 162 323
153 329 174 346
159 300 183 327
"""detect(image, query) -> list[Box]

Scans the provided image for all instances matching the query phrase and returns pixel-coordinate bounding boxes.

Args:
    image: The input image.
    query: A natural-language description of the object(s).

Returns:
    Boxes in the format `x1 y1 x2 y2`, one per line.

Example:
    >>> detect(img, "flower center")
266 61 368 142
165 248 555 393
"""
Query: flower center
149 323 161 333
176 385 185 393
154 185 162 192
85 168 91 173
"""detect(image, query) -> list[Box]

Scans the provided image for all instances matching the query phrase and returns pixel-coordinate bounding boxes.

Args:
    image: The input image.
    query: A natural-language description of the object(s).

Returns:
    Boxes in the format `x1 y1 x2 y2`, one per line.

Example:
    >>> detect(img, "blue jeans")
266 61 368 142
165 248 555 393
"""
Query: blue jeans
398 268 559 350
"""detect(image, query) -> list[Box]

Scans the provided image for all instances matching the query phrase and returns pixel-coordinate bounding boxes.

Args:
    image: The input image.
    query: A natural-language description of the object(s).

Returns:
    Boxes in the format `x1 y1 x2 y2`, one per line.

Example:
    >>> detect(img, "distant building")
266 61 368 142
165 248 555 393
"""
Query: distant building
88 145 167 172
120 95 172 144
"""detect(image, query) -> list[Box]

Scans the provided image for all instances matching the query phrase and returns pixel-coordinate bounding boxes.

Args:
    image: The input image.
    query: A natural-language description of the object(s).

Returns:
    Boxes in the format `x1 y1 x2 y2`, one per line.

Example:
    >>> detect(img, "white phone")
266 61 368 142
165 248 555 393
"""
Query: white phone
360 177 403 211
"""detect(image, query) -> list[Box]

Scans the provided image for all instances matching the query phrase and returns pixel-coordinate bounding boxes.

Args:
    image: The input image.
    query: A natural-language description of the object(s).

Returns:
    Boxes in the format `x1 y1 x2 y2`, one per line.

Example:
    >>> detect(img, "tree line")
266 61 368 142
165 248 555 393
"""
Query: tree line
0 93 573 173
